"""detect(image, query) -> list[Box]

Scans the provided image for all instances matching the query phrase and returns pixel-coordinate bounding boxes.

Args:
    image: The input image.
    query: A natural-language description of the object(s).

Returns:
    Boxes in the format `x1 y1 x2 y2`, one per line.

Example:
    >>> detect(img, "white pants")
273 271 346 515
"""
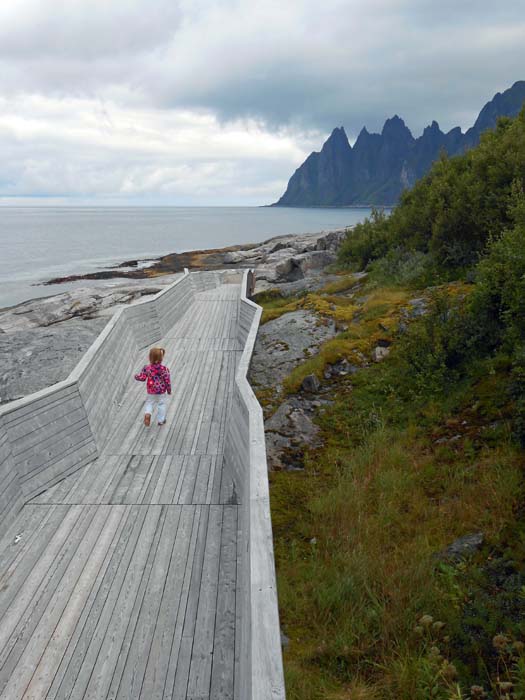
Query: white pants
144 394 167 423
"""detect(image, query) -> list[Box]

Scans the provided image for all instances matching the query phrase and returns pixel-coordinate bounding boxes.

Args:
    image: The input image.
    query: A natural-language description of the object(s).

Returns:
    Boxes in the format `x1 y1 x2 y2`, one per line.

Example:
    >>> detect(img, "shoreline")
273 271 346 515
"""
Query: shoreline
2 227 349 316
2 206 372 309
42 242 258 286
41 228 349 288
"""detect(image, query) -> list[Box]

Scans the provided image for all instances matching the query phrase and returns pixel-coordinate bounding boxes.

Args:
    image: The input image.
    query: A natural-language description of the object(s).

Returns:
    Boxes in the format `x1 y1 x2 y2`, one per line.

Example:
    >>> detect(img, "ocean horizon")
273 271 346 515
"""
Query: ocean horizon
0 205 379 308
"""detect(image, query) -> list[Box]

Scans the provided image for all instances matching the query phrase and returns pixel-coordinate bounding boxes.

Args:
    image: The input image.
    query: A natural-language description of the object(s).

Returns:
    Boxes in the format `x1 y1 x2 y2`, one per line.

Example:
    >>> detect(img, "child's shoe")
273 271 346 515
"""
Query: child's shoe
158 420 166 426
144 413 151 427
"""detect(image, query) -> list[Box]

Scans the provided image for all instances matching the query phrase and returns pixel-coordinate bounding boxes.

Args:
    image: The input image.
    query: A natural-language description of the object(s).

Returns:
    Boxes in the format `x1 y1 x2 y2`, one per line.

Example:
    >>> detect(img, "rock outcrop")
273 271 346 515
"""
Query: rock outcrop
264 396 325 471
248 230 346 294
249 310 337 391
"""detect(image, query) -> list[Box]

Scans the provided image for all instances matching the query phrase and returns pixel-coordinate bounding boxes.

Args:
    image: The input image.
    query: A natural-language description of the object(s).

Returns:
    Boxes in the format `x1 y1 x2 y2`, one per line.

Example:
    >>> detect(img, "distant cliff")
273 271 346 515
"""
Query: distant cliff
273 81 525 207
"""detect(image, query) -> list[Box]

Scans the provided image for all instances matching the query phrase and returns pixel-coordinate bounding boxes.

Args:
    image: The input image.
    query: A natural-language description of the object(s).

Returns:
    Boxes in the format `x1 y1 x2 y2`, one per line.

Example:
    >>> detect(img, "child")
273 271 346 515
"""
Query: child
134 347 171 426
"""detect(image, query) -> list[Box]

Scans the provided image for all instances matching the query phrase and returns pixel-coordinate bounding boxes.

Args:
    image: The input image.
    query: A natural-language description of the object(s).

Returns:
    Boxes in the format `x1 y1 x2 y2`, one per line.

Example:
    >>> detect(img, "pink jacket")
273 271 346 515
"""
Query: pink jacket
134 363 172 395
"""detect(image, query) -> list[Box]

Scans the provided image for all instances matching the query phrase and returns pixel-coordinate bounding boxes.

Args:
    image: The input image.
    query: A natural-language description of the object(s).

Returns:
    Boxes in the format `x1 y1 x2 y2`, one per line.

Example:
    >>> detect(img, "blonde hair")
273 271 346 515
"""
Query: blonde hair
149 347 165 364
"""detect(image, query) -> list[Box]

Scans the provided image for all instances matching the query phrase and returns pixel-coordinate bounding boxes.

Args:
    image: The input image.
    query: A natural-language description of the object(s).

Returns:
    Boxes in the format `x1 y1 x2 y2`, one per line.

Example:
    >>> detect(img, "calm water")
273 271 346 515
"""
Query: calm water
0 206 375 308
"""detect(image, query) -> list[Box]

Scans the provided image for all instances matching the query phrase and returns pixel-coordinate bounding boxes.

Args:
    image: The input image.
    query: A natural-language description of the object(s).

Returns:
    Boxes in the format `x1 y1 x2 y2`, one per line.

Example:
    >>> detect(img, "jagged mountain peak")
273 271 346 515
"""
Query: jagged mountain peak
273 81 525 207
381 115 412 138
468 80 525 141
353 125 378 150
322 126 351 151
424 120 442 133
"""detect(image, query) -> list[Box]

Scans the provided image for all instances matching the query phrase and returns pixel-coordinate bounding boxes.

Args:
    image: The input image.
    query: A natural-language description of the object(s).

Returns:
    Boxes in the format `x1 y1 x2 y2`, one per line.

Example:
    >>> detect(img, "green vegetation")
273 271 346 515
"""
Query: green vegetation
258 110 525 699
339 108 525 278
252 289 303 324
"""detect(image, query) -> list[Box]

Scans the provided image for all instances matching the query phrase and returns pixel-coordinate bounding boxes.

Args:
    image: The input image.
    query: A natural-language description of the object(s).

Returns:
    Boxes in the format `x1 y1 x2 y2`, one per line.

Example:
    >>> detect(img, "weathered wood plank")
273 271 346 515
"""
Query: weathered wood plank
19 505 126 700
0 506 56 579
0 421 23 533
0 505 80 628
72 507 162 700
0 505 107 698
186 505 223 697
210 506 238 700
45 506 142 700
192 455 213 505
140 505 196 700
106 505 171 700
55 505 148 698
162 505 205 699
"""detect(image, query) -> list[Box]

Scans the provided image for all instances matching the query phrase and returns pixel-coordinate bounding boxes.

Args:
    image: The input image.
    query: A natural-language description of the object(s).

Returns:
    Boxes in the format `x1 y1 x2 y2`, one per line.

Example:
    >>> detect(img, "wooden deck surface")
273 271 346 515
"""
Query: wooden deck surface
0 285 243 700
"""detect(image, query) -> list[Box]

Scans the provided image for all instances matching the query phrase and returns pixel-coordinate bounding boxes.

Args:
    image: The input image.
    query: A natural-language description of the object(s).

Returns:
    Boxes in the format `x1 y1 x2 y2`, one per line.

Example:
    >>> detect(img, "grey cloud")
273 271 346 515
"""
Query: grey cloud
0 0 524 204
0 1 181 58
0 0 524 137
147 0 525 136
0 93 307 205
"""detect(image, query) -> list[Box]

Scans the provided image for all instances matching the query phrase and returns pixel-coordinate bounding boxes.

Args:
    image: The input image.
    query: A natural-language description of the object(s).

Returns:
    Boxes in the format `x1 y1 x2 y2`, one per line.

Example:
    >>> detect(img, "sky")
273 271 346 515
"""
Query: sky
0 0 524 206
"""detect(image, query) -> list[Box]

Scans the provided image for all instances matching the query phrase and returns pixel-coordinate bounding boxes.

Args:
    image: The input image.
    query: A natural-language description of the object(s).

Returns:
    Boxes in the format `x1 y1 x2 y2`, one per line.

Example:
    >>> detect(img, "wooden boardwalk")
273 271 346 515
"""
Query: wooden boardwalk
0 284 245 700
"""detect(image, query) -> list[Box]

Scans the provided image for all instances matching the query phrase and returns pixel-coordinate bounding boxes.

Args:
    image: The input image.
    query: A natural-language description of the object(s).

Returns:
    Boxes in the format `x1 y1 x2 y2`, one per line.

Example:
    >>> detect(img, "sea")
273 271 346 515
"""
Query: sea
0 206 377 309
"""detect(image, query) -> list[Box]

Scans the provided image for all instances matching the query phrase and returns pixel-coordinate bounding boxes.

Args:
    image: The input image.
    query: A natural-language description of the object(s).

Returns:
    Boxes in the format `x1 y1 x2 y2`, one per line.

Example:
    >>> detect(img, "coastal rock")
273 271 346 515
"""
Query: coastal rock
288 406 318 440
212 231 345 283
265 402 292 433
249 310 337 392
406 297 428 318
38 226 349 303
275 251 336 283
222 250 261 264
0 278 177 332
264 396 324 471
254 271 342 297
2 229 345 406
301 374 321 393
314 229 347 251
372 346 391 362
254 240 340 287
264 431 293 471
0 318 107 404
324 358 359 379
437 532 485 562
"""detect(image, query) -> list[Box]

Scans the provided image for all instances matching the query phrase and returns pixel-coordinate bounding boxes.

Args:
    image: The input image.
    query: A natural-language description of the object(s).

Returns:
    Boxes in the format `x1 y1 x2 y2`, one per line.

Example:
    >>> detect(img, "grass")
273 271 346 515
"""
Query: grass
319 274 365 295
273 417 524 700
256 274 525 700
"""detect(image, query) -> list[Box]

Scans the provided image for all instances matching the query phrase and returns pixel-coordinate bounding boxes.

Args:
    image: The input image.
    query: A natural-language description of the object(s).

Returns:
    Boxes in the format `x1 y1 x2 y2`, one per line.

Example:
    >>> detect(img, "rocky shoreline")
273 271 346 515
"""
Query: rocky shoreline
0 228 348 405
43 228 347 289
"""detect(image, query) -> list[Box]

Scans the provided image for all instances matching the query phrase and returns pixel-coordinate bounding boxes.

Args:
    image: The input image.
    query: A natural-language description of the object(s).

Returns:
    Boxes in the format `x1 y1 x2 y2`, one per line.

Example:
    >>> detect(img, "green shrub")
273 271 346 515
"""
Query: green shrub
368 248 434 288
338 208 392 269
510 345 525 448
470 181 525 352
394 291 472 401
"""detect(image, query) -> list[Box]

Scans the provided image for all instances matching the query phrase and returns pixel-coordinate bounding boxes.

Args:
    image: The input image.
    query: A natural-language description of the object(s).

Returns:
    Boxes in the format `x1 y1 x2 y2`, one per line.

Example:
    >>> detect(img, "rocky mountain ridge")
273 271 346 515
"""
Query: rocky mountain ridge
273 80 525 206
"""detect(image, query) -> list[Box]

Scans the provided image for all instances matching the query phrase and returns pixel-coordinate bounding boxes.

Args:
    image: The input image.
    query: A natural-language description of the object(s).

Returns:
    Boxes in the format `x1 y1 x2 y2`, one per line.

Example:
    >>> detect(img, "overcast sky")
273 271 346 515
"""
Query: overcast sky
0 0 523 205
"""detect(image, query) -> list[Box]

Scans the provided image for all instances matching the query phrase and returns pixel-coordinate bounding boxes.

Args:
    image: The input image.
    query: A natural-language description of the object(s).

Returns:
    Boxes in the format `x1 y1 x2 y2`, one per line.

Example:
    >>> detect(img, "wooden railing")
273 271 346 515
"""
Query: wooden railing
0 270 194 522
224 269 286 699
